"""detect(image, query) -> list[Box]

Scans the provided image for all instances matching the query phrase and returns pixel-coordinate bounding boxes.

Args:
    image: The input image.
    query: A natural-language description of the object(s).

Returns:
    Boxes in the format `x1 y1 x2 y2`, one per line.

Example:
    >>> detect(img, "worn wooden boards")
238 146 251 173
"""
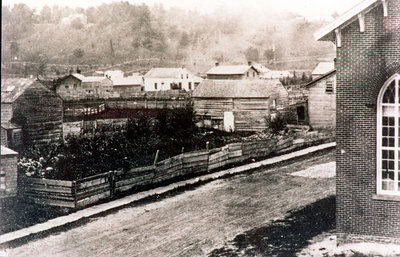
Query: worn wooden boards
19 132 334 208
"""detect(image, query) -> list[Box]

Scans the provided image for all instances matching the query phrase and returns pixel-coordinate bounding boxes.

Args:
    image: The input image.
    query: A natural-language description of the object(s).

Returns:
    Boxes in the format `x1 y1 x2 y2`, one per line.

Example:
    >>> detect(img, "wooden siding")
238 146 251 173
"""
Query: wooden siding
57 77 114 100
1 154 18 198
308 75 336 129
193 98 234 119
1 104 13 123
14 81 63 145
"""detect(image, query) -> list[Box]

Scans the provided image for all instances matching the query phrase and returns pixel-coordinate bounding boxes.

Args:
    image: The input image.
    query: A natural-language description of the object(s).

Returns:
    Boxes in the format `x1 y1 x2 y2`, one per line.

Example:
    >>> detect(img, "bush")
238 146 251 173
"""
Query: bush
266 110 297 134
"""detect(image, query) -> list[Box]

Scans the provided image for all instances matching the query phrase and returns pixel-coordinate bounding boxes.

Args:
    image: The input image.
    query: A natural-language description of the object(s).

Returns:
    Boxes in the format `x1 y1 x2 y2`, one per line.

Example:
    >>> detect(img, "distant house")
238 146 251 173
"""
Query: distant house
316 0 400 245
311 62 335 79
306 69 336 129
262 70 292 79
193 79 288 131
57 73 113 100
144 68 202 91
104 70 124 79
206 62 260 80
251 62 271 77
1 145 18 199
112 76 143 98
1 78 63 147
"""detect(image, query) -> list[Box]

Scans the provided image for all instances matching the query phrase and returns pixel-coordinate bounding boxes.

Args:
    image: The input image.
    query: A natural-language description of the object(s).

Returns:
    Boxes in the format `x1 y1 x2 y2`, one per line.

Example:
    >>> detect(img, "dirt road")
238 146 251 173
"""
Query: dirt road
4 150 335 257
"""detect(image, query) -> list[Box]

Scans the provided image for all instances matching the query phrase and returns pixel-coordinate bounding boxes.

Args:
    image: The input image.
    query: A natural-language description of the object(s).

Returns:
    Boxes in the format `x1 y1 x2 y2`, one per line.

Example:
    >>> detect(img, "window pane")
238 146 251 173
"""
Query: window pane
383 82 395 103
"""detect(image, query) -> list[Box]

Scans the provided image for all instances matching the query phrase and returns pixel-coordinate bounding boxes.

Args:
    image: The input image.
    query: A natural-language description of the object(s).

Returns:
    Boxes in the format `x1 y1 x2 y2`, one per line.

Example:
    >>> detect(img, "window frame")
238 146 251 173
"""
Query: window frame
377 73 400 196
325 80 334 93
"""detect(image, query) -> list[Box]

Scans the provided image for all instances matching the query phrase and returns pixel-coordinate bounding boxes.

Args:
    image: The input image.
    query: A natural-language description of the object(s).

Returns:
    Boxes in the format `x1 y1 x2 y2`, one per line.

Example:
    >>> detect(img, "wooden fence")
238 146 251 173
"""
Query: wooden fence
19 131 334 208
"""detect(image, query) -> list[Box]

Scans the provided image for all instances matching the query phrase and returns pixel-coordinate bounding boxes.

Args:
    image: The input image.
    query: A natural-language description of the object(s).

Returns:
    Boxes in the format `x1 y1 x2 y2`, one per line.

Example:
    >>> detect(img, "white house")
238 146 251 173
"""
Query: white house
144 68 202 91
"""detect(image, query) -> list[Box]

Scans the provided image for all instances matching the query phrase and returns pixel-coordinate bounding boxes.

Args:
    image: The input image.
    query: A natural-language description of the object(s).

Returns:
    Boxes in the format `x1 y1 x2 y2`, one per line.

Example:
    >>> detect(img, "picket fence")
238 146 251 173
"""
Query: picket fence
20 131 334 208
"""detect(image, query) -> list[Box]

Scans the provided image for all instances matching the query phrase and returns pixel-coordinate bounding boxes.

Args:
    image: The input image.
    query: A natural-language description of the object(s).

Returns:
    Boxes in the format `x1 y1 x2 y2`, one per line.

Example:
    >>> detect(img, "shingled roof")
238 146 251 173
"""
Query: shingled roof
206 65 254 75
1 78 39 103
144 68 186 78
192 79 282 98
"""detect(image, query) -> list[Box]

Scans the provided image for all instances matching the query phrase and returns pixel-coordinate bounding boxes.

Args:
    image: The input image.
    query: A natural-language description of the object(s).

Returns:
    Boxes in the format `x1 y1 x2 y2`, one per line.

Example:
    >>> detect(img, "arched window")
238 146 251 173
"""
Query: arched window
377 74 400 195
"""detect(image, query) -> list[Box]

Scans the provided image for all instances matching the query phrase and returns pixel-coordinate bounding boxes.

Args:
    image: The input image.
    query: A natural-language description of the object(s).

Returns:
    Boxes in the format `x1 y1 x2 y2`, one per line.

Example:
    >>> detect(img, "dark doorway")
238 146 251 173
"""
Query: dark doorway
297 106 306 122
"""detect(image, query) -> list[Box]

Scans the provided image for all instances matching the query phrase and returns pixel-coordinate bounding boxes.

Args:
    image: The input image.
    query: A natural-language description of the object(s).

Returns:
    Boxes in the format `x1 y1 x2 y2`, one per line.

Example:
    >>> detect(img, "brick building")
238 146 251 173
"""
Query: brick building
316 0 400 244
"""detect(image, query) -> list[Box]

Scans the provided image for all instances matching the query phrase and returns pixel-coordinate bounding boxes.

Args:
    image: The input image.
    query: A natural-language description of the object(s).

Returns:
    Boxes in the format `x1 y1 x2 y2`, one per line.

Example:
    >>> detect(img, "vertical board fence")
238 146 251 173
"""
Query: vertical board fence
20 131 334 208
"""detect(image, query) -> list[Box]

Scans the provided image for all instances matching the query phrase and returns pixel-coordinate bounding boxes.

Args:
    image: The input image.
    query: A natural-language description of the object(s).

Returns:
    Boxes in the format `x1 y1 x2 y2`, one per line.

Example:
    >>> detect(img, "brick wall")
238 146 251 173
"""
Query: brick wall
336 1 400 243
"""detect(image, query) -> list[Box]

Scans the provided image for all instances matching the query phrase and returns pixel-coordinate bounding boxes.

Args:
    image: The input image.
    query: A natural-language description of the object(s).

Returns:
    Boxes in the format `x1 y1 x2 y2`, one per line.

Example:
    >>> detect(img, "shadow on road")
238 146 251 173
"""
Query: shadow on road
208 195 335 257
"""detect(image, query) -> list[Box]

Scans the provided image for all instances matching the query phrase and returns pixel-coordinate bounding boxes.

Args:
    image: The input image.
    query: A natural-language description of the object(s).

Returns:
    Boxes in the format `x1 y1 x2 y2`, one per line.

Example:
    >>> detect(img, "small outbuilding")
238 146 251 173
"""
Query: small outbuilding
306 69 336 129
193 79 288 131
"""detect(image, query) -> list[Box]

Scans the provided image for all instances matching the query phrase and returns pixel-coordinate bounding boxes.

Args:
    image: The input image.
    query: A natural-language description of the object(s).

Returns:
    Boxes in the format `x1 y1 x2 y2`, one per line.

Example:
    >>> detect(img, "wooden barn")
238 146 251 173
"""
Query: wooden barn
306 69 336 129
0 145 18 199
1 78 63 147
193 79 288 131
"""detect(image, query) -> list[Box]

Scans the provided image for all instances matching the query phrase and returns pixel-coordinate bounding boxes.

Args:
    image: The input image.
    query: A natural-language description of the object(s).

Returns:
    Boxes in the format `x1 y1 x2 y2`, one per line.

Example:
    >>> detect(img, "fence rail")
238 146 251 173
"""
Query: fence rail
20 131 334 208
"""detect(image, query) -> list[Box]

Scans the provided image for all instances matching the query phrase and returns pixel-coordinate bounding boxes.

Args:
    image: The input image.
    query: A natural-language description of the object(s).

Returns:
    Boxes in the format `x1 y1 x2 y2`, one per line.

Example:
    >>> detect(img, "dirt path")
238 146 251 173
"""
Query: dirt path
3 150 335 257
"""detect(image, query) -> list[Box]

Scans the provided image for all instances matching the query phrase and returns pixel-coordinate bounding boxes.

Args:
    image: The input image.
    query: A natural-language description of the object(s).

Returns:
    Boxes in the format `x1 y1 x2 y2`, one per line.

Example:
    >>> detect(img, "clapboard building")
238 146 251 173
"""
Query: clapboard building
193 79 288 131
1 78 63 147
206 62 260 80
306 69 336 129
316 0 400 244
57 73 114 100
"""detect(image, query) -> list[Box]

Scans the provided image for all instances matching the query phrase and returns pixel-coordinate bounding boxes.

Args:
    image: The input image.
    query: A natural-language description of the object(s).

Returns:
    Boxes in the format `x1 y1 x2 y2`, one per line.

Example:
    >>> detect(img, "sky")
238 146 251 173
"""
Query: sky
2 0 363 21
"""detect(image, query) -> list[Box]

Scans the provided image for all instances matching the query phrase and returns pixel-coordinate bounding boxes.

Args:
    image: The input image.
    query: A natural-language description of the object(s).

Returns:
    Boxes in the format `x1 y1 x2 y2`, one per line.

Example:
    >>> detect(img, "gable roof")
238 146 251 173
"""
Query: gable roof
82 76 110 83
192 79 282 98
144 68 186 78
251 63 271 74
312 62 335 76
112 76 143 86
64 73 109 83
1 78 38 103
206 65 256 75
71 73 85 81
306 70 337 88
315 0 381 41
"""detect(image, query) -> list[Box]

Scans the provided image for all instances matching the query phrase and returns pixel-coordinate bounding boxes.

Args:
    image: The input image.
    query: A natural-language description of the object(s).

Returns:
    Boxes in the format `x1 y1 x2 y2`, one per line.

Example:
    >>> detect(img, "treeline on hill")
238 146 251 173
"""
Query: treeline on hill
2 2 334 74
18 106 249 180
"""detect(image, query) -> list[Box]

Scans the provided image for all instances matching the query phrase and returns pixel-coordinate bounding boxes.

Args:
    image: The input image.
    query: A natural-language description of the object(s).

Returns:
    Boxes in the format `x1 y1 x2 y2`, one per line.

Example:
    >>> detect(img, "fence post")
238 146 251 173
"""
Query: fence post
72 180 77 208
153 149 160 166
109 171 115 198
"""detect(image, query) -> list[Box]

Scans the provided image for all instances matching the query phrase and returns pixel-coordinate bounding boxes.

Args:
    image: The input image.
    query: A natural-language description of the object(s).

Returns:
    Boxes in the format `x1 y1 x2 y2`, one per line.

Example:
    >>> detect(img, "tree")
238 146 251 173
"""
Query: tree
263 49 274 61
244 47 259 62
73 48 85 59
179 31 189 48
40 5 52 23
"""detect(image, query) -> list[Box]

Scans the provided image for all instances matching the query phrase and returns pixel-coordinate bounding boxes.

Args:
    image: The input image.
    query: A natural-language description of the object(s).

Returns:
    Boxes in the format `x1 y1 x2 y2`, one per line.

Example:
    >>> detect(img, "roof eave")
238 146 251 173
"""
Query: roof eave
314 0 379 41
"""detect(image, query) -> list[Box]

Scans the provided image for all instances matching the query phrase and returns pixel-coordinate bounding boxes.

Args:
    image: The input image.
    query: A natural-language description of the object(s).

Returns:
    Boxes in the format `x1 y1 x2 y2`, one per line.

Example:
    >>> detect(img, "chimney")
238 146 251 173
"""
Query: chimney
215 61 219 67
248 61 252 66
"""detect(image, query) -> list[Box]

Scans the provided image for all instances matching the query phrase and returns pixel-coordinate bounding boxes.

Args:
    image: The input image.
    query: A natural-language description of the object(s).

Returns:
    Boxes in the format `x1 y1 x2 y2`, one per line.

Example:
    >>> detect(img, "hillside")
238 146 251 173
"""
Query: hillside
1 3 335 76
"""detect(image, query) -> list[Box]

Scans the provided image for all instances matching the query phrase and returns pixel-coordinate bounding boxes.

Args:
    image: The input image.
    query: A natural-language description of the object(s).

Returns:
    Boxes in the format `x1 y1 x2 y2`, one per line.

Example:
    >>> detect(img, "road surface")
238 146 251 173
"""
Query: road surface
4 150 335 257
